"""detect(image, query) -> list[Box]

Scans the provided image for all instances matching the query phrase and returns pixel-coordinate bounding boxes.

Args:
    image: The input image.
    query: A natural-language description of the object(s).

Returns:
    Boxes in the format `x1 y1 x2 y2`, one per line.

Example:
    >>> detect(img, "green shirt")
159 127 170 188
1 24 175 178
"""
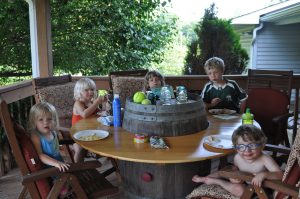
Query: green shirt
201 79 247 112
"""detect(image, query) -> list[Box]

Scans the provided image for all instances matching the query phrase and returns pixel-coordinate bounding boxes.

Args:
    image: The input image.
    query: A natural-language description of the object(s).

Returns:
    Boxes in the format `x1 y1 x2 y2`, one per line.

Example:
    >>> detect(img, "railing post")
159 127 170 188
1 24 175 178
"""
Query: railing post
293 88 299 143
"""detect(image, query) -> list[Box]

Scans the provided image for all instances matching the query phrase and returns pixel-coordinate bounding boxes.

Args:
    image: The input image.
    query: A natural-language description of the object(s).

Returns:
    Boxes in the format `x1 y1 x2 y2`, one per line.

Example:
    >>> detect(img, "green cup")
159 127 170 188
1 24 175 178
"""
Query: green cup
98 90 108 96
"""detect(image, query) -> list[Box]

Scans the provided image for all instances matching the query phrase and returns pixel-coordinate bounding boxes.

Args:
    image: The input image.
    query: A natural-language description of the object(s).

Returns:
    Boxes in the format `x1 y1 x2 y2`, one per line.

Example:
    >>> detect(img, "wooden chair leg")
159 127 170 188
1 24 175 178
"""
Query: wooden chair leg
18 186 28 199
253 186 268 199
110 158 122 182
48 174 70 199
68 173 88 199
240 185 255 199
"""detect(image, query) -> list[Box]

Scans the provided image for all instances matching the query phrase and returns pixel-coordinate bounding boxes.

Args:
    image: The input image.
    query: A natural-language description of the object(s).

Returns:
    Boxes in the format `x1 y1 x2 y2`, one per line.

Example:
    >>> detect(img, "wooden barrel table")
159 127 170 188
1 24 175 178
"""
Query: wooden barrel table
120 95 210 198
71 115 243 199
122 94 208 136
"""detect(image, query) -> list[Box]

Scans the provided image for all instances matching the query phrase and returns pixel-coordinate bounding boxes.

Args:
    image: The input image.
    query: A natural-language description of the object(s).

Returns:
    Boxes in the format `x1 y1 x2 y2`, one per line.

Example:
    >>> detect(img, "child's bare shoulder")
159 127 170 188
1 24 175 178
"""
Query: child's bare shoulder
30 132 39 140
74 100 85 108
260 153 273 161
260 153 278 165
30 133 41 146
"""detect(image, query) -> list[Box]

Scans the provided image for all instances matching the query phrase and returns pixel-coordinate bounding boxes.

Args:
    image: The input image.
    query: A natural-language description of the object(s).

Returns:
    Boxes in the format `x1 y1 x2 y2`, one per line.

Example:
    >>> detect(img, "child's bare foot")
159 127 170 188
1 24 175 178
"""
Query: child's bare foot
192 175 207 183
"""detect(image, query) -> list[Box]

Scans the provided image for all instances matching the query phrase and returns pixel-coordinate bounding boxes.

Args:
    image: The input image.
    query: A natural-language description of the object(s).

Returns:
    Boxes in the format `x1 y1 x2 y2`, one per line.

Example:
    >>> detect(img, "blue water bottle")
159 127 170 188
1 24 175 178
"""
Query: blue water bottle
113 94 121 127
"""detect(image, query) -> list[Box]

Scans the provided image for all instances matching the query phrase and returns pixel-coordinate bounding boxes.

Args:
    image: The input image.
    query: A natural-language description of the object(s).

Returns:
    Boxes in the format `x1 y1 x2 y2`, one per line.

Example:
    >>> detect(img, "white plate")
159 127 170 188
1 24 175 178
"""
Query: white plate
73 130 109 141
203 134 233 149
208 109 236 115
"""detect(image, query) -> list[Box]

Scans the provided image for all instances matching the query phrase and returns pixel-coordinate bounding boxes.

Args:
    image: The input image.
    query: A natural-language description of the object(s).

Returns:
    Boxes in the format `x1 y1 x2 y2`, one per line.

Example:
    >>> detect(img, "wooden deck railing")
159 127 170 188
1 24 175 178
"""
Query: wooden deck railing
1 74 300 175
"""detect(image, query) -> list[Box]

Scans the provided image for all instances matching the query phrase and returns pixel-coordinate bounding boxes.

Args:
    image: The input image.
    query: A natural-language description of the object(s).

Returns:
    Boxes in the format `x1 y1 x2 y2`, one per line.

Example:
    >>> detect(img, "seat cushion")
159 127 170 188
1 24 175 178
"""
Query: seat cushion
186 184 238 199
111 76 144 108
37 82 75 128
14 122 51 199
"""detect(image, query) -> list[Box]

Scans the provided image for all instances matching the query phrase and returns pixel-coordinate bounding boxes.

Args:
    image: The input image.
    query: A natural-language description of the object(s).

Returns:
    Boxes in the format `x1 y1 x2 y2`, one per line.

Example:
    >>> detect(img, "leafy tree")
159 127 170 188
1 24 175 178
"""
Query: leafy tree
180 22 197 46
0 0 31 79
51 0 176 75
184 4 249 75
0 0 177 78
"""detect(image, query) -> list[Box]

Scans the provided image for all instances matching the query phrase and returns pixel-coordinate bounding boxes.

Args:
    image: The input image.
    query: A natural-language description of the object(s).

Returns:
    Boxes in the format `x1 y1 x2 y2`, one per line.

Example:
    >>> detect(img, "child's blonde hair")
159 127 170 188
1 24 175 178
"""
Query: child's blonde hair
143 70 165 91
232 124 267 146
28 102 59 131
74 78 97 101
204 57 225 73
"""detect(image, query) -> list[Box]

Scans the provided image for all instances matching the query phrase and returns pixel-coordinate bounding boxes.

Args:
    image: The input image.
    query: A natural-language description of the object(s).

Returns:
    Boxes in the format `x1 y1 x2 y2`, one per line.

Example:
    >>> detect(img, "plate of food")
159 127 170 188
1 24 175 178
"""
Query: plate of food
73 130 109 141
203 134 235 152
208 109 236 115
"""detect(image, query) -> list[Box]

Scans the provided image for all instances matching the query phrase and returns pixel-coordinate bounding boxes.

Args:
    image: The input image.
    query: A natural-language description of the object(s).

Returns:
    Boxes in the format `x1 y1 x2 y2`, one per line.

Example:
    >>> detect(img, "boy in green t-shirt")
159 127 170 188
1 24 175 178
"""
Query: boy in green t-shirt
201 57 247 112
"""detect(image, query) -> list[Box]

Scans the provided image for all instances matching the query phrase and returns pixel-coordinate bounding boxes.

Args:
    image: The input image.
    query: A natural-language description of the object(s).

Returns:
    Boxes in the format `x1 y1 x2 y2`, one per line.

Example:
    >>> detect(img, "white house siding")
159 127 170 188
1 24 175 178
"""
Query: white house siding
252 22 300 74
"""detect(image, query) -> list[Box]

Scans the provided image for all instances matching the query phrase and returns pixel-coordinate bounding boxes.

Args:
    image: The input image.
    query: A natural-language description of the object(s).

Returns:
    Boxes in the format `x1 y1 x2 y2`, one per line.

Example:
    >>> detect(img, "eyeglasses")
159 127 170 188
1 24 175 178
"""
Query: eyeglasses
234 143 262 152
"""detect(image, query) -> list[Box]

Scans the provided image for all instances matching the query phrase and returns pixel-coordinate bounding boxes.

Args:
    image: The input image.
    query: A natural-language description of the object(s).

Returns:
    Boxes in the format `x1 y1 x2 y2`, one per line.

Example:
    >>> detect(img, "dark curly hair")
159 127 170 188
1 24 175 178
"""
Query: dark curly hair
232 124 267 146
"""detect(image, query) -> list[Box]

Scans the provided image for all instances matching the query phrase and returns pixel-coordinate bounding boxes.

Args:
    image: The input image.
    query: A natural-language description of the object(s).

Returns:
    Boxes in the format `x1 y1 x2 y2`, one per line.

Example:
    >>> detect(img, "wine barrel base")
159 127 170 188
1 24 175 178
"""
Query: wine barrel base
119 160 211 199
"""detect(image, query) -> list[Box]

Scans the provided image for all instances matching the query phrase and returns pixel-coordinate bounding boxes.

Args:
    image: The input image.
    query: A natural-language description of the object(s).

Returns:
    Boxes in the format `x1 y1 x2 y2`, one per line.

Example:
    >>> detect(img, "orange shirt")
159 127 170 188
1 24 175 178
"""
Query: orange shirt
72 107 100 126
71 114 83 126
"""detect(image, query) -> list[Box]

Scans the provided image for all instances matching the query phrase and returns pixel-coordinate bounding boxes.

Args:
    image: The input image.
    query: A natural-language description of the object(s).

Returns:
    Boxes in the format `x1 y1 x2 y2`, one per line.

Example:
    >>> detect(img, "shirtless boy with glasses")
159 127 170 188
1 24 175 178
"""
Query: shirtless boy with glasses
192 125 283 197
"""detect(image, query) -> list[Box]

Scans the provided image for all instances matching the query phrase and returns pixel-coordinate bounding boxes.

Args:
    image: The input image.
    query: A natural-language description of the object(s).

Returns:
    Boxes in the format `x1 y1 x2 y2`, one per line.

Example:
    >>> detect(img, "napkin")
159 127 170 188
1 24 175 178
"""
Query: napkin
97 116 113 126
150 136 169 149
212 115 239 120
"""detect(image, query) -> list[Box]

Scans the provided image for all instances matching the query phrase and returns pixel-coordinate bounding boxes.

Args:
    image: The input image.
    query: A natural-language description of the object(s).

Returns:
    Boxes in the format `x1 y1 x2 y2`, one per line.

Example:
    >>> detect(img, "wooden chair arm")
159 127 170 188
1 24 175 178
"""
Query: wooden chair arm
264 144 290 155
22 161 102 185
57 127 71 138
272 112 293 124
57 126 70 133
59 139 75 145
218 166 298 198
218 166 254 182
263 179 299 197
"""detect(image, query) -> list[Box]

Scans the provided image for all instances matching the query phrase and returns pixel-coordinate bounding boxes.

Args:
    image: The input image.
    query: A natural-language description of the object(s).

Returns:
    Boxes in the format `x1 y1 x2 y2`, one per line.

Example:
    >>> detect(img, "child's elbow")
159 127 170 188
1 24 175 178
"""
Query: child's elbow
80 112 89 118
39 154 47 164
81 114 88 118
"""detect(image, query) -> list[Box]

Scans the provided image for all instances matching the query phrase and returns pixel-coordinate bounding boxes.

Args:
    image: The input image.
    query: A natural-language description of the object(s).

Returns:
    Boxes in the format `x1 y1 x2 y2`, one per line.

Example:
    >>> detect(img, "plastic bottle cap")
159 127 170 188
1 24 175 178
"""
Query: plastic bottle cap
114 94 119 98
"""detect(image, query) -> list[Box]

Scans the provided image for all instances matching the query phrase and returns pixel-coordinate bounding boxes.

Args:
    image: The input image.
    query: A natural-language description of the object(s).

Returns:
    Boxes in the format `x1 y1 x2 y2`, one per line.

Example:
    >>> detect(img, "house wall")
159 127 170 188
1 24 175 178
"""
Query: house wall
252 22 300 73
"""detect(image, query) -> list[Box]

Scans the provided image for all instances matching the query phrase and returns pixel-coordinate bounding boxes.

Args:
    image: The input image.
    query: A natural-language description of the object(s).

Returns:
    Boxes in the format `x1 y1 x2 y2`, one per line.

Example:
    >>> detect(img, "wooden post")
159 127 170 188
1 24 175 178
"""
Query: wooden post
26 0 53 78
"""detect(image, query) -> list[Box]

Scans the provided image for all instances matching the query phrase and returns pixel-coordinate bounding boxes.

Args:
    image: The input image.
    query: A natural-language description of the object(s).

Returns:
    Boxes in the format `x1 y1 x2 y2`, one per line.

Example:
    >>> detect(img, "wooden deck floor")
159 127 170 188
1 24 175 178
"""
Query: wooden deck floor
0 157 125 199
0 153 227 199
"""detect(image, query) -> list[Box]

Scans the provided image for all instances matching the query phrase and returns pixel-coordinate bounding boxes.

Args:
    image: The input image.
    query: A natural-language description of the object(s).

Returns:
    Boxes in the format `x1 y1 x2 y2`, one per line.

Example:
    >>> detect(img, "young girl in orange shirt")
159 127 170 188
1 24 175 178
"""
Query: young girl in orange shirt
72 77 107 162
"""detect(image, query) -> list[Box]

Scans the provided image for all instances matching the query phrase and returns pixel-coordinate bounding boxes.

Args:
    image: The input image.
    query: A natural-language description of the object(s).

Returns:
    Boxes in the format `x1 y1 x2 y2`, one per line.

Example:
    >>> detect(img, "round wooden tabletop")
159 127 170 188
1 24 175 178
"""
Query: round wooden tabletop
70 114 245 163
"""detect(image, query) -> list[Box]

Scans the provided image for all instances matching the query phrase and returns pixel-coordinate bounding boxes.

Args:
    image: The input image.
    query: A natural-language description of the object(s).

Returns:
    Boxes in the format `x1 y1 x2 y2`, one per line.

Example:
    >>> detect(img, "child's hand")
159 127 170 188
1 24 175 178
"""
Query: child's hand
55 161 70 172
211 98 222 106
102 95 108 103
95 96 106 105
99 95 108 103
252 172 266 187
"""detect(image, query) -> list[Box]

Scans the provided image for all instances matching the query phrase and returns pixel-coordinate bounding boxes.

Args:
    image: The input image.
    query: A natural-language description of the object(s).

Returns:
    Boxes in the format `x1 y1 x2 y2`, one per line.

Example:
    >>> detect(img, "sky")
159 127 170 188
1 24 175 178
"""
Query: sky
167 0 280 22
